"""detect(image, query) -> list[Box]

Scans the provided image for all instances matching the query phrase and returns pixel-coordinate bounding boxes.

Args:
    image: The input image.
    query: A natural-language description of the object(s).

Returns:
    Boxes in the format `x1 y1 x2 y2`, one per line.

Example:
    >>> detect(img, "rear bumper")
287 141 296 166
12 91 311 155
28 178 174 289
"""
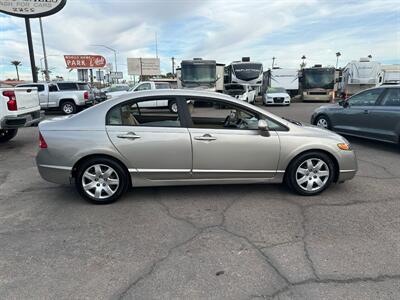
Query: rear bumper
1 110 44 129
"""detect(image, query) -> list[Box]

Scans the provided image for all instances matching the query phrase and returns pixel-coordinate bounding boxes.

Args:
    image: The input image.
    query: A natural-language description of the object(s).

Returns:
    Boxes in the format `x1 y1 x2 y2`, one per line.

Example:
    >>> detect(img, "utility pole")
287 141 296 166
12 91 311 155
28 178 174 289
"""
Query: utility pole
272 56 276 68
25 18 38 83
39 18 50 81
335 52 341 69
155 32 158 58
171 57 175 77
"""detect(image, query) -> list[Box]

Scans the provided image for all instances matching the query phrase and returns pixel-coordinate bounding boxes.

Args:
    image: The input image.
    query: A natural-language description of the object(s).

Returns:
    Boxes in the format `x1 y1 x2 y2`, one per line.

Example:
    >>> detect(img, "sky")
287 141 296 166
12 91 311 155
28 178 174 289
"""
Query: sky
0 0 399 81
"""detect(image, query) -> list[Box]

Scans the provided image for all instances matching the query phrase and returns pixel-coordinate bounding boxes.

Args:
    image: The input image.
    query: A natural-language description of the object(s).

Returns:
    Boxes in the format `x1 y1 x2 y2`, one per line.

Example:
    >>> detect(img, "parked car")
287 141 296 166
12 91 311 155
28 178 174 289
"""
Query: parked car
224 83 256 103
92 87 107 102
263 87 291 106
104 84 130 99
0 86 43 143
17 81 95 115
37 90 357 204
311 86 400 144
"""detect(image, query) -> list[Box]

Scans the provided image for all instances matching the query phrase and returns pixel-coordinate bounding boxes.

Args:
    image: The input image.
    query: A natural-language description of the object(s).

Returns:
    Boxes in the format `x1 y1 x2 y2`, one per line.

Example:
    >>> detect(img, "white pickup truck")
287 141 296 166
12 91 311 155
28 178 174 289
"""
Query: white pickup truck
0 87 43 143
17 81 95 115
106 81 178 112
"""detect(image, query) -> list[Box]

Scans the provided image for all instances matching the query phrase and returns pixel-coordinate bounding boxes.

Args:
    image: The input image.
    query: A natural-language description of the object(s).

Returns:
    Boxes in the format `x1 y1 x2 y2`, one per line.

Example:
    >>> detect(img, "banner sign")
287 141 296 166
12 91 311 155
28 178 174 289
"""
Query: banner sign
0 0 67 18
127 58 160 76
110 72 123 79
64 55 106 69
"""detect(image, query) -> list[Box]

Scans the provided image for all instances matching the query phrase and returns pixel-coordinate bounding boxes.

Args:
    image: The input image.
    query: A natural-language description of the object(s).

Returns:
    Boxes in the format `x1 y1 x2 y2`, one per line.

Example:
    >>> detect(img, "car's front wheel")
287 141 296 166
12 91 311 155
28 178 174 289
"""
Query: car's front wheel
315 115 331 129
76 157 128 204
0 129 18 143
286 152 335 196
168 100 178 113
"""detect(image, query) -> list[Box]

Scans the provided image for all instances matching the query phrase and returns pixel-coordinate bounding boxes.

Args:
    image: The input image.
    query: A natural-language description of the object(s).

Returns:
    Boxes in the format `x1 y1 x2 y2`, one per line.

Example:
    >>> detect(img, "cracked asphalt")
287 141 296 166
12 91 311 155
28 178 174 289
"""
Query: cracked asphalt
1 103 399 299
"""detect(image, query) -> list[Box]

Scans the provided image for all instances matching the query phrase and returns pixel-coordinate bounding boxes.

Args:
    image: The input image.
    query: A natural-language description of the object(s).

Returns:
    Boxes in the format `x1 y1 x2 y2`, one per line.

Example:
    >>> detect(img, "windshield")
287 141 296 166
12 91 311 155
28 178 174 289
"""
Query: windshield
181 64 216 83
303 69 334 89
267 87 286 93
233 63 262 81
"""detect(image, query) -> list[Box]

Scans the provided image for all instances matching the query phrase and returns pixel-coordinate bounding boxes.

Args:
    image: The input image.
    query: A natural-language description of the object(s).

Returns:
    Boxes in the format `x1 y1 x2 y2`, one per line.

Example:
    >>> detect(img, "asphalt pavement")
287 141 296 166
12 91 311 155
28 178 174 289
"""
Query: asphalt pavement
0 102 399 299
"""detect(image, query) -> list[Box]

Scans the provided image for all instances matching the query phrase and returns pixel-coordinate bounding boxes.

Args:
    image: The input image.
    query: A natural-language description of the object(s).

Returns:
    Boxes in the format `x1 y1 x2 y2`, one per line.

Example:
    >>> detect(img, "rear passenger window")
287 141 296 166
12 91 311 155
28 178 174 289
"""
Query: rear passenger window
381 89 400 106
57 83 78 91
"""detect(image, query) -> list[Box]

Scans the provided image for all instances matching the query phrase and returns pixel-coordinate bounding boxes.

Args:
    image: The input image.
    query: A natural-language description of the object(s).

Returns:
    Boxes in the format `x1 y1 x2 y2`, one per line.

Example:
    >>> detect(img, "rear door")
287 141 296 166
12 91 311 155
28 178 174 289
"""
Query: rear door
367 87 400 143
332 88 384 137
106 96 192 180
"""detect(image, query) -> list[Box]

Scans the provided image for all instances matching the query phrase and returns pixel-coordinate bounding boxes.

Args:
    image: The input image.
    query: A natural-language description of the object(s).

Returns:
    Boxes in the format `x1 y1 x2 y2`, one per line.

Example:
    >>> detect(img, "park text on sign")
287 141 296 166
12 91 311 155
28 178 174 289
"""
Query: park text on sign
64 55 107 69
0 0 67 18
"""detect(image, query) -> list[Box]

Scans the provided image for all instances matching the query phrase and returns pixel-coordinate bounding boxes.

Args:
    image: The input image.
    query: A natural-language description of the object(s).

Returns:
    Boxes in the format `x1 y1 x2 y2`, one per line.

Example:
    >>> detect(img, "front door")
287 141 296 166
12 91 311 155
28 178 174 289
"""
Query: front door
184 97 281 179
106 96 192 180
332 88 384 137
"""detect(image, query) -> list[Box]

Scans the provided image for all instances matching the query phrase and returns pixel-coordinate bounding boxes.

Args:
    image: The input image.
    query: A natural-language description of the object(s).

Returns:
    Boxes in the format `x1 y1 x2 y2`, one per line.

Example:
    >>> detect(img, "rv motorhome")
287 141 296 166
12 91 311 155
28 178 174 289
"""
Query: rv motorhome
262 68 299 97
224 57 263 94
378 65 400 86
339 57 381 97
176 58 224 92
300 65 336 102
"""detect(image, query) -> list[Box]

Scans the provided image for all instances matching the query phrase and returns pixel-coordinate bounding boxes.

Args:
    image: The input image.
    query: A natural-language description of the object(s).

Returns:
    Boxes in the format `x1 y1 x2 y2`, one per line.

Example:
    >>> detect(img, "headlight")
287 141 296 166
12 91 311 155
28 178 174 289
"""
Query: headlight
337 143 351 151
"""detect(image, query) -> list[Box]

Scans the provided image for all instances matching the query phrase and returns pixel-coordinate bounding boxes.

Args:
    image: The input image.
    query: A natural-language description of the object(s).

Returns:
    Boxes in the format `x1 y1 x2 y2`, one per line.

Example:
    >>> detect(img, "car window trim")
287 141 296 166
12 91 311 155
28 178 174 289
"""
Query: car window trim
348 88 385 107
179 95 289 131
105 95 184 128
376 87 400 106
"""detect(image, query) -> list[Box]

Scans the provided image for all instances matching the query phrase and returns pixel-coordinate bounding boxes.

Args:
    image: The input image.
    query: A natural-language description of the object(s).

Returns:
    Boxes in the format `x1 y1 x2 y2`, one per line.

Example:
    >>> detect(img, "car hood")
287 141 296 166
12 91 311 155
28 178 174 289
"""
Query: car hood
298 123 346 141
266 92 290 98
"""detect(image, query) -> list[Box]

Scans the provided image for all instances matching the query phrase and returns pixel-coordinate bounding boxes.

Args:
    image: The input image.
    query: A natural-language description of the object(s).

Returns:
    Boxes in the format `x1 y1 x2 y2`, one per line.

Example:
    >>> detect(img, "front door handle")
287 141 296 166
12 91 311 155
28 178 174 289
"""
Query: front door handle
117 132 141 139
194 134 217 141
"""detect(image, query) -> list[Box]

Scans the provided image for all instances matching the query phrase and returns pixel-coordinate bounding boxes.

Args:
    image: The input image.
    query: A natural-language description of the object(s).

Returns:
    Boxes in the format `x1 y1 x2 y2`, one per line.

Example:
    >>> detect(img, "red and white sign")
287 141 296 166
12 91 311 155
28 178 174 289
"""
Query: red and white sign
64 55 106 69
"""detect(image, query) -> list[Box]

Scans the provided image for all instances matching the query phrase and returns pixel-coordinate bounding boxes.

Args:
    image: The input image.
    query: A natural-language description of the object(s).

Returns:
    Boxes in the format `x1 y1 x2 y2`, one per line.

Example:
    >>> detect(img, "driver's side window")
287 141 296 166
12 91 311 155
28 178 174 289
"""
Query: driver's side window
348 89 383 106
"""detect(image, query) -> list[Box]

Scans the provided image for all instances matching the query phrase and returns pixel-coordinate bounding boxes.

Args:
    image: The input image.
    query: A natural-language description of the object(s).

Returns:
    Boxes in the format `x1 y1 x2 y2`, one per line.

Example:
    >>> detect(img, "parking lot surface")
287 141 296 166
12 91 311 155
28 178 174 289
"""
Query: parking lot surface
1 103 399 299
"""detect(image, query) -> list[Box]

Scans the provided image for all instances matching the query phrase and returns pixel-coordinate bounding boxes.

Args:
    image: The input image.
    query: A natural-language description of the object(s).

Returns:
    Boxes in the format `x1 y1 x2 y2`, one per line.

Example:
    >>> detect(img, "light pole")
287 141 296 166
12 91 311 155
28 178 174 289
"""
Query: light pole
39 18 50 81
272 56 276 68
336 52 341 68
301 55 306 69
91 44 118 82
39 55 60 80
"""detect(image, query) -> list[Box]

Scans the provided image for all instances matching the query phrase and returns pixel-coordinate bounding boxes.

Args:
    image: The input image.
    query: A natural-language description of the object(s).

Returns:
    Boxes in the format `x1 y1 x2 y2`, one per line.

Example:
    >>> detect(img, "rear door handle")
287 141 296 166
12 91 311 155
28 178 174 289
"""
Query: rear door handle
194 134 217 141
117 132 141 139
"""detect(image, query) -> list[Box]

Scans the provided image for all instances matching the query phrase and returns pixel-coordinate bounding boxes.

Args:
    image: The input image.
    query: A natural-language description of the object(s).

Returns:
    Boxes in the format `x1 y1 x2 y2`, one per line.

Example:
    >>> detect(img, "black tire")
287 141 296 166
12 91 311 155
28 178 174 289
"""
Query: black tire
75 157 129 204
61 101 77 115
315 115 331 130
168 100 178 113
286 151 335 196
0 129 18 143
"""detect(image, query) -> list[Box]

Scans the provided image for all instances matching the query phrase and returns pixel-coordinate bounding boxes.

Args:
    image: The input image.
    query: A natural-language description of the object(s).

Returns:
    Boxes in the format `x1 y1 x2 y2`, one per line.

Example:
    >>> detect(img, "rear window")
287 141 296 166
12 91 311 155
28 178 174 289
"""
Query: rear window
77 83 90 91
57 83 78 91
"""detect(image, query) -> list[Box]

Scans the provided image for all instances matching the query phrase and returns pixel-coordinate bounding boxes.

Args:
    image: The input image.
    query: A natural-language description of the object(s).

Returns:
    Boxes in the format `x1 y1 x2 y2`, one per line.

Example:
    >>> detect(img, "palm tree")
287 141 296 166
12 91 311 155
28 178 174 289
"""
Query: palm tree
300 55 307 69
11 61 21 81
336 52 341 68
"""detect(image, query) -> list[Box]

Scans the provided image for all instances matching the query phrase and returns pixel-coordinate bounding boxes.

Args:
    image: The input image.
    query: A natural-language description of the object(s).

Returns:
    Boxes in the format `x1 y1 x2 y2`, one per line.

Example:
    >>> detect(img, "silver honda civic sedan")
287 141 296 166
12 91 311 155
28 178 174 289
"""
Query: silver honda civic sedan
36 89 357 204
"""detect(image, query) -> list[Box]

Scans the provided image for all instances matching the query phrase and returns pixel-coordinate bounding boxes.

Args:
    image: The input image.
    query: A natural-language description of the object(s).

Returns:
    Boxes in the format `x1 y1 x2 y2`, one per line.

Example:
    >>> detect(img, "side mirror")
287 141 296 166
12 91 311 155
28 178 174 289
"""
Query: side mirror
258 119 269 131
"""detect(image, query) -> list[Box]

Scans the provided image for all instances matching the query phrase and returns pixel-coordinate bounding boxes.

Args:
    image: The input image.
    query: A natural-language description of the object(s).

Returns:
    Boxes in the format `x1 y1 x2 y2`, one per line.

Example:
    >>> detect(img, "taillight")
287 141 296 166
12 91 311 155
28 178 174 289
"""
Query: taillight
84 91 89 100
39 132 48 149
3 90 17 111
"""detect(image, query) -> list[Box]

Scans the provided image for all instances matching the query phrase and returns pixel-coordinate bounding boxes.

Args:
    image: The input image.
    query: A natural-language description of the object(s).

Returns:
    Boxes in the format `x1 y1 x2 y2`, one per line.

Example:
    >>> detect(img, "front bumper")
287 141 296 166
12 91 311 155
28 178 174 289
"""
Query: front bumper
337 149 358 182
1 110 44 129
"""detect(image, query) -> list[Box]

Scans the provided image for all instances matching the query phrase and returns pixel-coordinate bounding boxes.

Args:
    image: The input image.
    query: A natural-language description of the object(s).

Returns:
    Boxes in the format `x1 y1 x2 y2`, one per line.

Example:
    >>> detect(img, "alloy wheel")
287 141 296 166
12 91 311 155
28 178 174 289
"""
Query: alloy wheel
63 103 74 114
171 102 178 113
316 118 329 128
296 158 330 192
81 164 120 199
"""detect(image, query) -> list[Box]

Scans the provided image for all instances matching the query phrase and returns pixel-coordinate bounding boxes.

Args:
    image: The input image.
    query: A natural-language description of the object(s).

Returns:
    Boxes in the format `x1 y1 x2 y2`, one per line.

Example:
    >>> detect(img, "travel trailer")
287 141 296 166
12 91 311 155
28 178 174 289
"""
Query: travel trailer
224 57 263 94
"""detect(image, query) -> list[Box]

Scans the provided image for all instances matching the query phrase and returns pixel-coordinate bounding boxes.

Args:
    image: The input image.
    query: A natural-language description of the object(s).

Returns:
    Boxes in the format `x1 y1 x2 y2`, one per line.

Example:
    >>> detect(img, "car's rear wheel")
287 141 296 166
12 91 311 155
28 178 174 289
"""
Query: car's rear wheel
76 157 128 204
0 129 18 143
315 115 331 129
286 152 335 196
61 101 76 115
